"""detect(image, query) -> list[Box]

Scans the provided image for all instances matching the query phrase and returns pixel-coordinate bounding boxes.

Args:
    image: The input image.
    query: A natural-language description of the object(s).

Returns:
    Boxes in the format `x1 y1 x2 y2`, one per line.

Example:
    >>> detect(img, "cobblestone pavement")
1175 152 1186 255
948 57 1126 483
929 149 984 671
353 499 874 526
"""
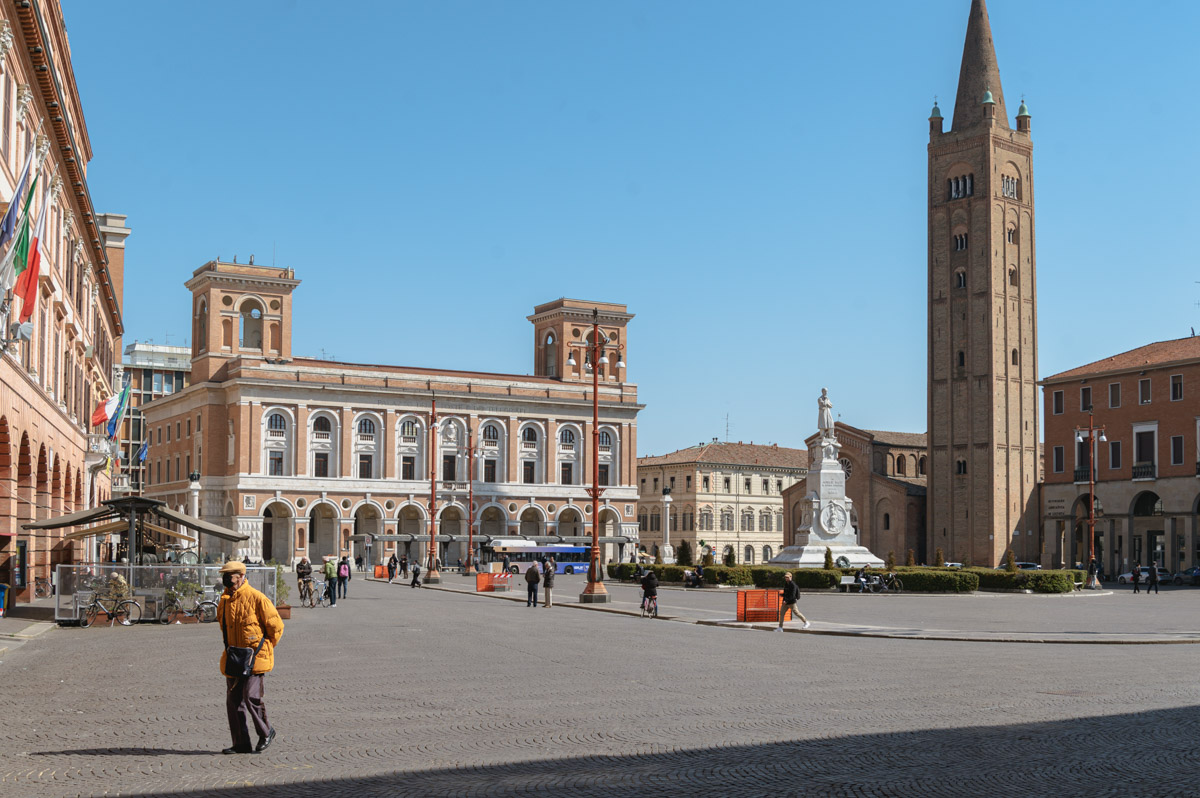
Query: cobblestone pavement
2 577 1198 797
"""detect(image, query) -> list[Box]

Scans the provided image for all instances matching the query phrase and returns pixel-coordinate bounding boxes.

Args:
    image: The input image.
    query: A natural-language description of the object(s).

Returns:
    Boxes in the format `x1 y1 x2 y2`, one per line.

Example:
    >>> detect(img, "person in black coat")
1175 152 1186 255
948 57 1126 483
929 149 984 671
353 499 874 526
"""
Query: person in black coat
640 569 658 612
1131 562 1141 594
387 554 397 583
1147 562 1159 595
777 572 810 630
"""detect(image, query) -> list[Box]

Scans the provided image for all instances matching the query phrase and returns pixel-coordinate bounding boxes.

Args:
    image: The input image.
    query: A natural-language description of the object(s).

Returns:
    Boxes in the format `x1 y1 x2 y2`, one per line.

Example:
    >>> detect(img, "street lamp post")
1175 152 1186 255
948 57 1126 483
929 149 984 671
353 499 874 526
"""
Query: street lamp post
425 400 441 584
566 307 624 604
1074 405 1106 589
661 488 673 563
463 426 478 576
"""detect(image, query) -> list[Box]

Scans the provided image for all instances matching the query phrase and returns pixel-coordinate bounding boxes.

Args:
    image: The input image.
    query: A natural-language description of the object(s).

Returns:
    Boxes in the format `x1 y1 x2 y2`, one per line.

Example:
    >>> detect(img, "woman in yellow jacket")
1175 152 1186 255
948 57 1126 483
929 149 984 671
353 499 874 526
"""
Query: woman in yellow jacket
217 560 284 754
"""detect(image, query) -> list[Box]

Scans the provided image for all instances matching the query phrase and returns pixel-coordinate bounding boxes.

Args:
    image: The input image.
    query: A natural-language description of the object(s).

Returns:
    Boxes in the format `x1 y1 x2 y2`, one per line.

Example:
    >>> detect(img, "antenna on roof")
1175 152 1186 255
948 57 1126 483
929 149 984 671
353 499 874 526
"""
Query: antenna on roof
725 413 730 442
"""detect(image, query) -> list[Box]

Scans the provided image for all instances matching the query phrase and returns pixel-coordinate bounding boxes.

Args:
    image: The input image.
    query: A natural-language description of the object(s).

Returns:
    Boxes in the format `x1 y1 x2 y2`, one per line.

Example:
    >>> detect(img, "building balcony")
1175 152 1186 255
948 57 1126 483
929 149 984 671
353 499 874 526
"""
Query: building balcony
1132 463 1156 480
482 439 498 448
1073 467 1092 483
401 435 418 445
599 444 612 454
267 429 286 440
357 433 375 445
312 431 331 442
521 441 538 451
559 442 575 452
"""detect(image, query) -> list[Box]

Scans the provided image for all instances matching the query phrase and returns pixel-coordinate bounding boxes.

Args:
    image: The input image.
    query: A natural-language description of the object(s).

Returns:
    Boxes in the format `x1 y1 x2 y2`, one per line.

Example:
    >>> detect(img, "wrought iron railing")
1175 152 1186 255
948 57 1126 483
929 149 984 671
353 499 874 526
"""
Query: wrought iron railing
1132 463 1156 480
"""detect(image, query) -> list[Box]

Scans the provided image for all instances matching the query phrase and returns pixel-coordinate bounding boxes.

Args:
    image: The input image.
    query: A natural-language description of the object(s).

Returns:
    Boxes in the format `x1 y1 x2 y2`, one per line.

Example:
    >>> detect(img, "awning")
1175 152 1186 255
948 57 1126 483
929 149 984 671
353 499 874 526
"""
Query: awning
23 505 114 530
140 520 198 545
60 518 132 541
154 506 248 543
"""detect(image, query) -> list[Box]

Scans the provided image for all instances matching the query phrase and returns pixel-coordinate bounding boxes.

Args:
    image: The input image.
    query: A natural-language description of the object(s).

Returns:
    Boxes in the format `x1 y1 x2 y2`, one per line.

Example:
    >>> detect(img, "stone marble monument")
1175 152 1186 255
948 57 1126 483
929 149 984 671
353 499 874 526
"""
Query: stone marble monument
769 389 885 569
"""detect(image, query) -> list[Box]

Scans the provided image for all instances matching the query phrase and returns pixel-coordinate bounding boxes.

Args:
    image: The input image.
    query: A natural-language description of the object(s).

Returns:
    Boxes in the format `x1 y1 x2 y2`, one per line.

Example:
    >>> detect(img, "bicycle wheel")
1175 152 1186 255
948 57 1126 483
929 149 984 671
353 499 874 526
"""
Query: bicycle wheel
160 602 181 624
652 600 658 618
197 602 218 623
891 578 903 594
34 581 51 599
114 600 142 626
80 604 98 628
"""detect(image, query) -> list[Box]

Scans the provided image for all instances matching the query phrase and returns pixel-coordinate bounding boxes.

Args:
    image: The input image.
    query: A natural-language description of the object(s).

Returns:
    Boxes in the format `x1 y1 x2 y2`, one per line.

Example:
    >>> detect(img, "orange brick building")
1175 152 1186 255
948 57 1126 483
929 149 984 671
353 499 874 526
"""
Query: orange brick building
0 1 127 601
141 260 642 567
1040 336 1200 574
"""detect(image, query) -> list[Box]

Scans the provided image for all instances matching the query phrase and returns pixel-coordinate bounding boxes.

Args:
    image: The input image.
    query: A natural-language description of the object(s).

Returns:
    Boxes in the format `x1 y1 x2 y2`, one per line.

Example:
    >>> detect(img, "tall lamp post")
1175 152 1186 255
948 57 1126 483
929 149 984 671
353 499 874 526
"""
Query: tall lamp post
661 487 673 563
1074 405 1106 589
462 425 482 576
425 400 441 584
566 307 624 604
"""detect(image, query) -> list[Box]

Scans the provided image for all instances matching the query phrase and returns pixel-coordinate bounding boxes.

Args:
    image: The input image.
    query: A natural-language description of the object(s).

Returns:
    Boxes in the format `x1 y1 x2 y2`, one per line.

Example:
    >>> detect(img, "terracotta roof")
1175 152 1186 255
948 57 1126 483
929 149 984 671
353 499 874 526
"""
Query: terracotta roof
862 429 927 448
638 442 808 470
1042 336 1200 383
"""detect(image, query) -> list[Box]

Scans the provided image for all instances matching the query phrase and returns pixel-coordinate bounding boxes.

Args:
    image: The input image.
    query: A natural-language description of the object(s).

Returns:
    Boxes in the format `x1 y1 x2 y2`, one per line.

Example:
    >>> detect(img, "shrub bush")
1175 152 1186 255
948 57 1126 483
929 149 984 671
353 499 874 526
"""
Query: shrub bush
886 551 896 570
823 547 834 569
899 569 978 593
676 540 693 566
965 568 1076 593
934 548 945 567
905 549 916 567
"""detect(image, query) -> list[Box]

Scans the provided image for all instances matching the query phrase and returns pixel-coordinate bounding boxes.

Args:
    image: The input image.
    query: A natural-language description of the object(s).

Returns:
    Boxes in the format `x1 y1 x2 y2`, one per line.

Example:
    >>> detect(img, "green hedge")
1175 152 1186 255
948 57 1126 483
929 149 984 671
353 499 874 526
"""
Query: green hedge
964 568 1079 593
898 569 978 593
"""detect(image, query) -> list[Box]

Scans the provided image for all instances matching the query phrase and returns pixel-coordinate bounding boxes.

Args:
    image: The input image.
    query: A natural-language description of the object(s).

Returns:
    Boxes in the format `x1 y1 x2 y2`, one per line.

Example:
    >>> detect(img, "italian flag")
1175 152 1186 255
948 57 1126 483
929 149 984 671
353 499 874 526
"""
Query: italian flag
12 178 49 324
0 173 35 297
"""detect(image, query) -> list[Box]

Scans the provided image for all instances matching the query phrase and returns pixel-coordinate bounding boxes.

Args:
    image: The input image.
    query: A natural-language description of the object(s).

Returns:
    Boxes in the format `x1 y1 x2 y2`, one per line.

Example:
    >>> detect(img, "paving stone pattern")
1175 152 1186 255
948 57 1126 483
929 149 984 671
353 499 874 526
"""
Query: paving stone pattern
1 577 1198 797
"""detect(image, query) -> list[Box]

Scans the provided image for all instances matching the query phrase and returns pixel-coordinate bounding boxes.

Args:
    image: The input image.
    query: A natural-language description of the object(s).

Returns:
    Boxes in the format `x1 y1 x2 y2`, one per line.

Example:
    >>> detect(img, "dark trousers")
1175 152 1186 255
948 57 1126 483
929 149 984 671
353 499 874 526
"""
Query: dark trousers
1147 582 1158 594
327 580 337 605
410 572 421 587
226 674 270 751
387 565 396 581
337 576 348 598
1132 581 1140 594
527 584 539 606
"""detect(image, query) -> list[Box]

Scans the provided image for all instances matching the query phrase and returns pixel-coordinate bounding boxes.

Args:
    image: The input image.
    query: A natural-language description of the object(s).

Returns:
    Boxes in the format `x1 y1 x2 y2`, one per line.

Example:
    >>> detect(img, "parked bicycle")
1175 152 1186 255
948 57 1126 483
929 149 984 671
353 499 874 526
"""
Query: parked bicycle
159 589 218 624
309 578 330 608
33 576 53 599
868 572 904 594
79 592 142 627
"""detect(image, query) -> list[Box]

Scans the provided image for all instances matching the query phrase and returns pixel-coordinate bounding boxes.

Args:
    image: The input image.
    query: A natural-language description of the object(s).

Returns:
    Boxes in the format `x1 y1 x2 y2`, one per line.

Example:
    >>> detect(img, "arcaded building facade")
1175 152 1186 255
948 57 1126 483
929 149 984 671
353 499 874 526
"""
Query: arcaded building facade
636 442 807 565
0 1 126 601
140 261 641 566
927 0 1039 567
1040 336 1200 574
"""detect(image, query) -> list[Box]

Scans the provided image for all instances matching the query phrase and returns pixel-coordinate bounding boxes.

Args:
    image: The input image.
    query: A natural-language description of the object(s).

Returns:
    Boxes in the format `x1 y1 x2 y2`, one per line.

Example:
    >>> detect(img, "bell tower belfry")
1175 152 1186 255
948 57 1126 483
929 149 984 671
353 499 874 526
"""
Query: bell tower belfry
527 299 633 383
927 0 1039 567
185 259 300 382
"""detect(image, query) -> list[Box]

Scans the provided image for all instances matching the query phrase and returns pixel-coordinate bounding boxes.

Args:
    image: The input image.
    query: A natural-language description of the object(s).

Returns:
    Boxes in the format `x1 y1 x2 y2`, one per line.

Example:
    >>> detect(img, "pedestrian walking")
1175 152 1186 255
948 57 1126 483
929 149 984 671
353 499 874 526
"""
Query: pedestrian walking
337 556 351 599
1131 562 1141 594
387 554 397 583
502 554 511 575
354 555 363 572
410 562 421 588
777 572 810 630
400 555 408 577
525 562 541 607
323 556 338 607
542 557 555 607
217 560 284 754
1147 563 1159 595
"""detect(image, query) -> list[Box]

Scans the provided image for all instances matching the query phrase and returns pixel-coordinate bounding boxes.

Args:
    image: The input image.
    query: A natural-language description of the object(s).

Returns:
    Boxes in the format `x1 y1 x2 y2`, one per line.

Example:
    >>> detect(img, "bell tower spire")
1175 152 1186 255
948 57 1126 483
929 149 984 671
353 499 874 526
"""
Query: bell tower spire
952 0 1008 132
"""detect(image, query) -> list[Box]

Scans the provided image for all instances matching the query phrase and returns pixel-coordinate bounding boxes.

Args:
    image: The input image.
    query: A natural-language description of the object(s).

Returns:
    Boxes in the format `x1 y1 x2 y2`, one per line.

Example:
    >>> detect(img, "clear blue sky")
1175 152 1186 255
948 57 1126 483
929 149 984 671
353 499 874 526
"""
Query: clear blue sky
62 1 1199 456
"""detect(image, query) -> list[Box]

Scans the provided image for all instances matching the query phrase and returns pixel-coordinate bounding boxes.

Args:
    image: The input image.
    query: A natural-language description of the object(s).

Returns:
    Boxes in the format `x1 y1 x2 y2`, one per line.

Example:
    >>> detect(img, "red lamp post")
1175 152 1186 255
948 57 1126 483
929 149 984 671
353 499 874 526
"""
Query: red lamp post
1074 405 1106 589
425 399 441 584
566 307 623 604
463 425 477 576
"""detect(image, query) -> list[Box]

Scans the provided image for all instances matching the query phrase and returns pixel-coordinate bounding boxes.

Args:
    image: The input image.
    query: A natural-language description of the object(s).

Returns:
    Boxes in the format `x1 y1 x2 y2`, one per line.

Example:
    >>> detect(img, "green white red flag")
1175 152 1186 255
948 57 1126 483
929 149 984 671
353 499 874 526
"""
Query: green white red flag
12 178 50 323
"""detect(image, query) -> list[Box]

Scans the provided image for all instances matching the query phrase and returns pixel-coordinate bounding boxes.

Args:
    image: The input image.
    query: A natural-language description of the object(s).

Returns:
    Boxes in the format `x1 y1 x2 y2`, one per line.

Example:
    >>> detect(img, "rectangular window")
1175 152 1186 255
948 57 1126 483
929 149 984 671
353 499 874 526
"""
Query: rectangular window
669 476 675 490
153 372 163 393
185 454 191 476
703 477 710 491
359 454 373 479
1139 378 1151 404
176 422 181 440
1136 430 1155 464
166 459 172 482
561 463 573 485
1171 374 1183 401
196 414 202 432
402 456 415 481
186 419 191 437
762 479 769 493
685 475 692 490
1080 386 1092 412
1052 390 1064 415
166 424 171 443
1076 439 1091 471
653 478 658 491
723 477 731 492
1052 446 1064 474
523 461 535 484
744 477 752 493
483 459 496 483
314 453 329 477
1109 441 1121 470
156 461 161 484
776 479 783 492
269 451 283 476
1109 382 1121 409
598 464 609 487
1171 435 1184 466
442 454 456 482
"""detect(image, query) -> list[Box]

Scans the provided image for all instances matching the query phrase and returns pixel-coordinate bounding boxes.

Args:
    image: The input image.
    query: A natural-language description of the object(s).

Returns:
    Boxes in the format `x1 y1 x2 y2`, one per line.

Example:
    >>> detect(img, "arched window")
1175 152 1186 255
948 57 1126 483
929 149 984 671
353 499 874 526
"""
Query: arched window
482 424 499 442
954 270 966 288
763 545 773 562
896 456 907 476
955 459 968 475
240 299 264 349
401 420 418 438
522 427 538 443
598 430 612 447
195 299 208 351
745 545 754 564
883 513 891 530
313 416 331 433
1007 226 1017 244
544 333 557 378
559 429 575 445
957 351 965 368
357 418 376 435
267 413 286 432
1011 349 1019 367
918 456 927 476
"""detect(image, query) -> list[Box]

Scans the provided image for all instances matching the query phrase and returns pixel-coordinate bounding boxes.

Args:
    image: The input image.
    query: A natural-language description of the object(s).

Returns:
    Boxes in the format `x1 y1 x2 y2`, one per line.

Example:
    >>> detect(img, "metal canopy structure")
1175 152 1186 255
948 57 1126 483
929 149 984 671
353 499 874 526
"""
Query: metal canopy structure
23 496 247 561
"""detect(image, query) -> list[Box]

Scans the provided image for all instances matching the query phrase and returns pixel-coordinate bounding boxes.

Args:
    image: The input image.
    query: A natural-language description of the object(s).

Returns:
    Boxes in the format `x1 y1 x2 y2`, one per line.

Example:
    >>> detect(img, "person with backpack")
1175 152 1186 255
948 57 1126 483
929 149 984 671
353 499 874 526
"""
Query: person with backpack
322 556 338 607
525 561 541 607
336 556 351 599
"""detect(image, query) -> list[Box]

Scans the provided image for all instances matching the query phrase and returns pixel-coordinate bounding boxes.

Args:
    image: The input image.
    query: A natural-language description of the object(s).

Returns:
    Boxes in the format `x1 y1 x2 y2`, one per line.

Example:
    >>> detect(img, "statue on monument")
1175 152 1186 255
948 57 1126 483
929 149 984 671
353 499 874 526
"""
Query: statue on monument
818 388 835 441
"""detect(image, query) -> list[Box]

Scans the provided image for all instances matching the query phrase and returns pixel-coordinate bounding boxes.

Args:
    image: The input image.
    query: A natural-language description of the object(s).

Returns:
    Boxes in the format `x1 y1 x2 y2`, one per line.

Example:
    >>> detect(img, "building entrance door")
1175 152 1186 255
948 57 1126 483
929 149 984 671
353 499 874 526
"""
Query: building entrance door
1148 531 1164 567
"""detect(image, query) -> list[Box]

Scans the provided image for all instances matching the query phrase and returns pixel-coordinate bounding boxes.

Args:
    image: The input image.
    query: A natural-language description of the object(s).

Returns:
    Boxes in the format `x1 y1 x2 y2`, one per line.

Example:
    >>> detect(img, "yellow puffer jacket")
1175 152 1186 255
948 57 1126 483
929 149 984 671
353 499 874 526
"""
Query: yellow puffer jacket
217 582 284 676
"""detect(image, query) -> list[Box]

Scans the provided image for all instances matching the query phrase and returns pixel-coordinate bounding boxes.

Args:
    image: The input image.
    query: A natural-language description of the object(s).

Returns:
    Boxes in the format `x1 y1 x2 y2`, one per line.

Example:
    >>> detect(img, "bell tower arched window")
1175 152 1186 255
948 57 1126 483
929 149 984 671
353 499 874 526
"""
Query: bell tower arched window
544 332 557 378
240 299 264 349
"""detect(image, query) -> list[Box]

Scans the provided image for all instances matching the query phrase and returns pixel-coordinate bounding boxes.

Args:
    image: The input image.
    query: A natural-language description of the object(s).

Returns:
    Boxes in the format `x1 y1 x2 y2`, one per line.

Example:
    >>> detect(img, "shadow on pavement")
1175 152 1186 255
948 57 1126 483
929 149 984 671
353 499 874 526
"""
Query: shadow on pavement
139 706 1196 797
31 747 217 757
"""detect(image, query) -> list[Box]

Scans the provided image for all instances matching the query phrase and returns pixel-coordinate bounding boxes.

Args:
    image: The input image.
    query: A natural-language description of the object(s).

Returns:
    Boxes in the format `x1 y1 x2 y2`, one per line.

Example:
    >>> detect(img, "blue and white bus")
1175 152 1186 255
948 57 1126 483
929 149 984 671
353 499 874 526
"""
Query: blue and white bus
486 540 592 574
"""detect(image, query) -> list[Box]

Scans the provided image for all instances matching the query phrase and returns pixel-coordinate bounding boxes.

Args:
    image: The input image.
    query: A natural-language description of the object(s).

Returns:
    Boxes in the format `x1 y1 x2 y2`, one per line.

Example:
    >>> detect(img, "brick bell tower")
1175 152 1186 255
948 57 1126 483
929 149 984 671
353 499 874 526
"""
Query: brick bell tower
528 299 633 383
927 0 1039 567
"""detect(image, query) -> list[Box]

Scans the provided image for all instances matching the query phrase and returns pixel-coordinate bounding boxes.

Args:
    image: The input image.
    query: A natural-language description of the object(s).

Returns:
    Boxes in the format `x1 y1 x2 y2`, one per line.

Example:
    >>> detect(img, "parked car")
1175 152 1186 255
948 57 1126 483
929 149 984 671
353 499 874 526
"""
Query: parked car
993 562 1042 570
943 562 963 569
1117 567 1172 585
1173 566 1200 586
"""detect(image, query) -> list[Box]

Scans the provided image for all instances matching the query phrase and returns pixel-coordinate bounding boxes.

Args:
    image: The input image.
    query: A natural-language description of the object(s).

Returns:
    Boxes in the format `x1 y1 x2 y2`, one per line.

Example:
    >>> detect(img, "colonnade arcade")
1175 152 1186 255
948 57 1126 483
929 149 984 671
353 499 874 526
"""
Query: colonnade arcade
1059 490 1200 574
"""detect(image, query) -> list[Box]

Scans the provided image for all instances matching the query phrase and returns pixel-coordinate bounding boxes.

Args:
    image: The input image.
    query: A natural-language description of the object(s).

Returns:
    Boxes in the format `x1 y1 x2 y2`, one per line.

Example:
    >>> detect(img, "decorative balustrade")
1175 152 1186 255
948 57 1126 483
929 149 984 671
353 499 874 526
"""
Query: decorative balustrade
357 433 376 445
401 435 418 445
599 445 612 454
521 441 538 451
1132 463 1156 480
313 431 331 442
267 429 286 440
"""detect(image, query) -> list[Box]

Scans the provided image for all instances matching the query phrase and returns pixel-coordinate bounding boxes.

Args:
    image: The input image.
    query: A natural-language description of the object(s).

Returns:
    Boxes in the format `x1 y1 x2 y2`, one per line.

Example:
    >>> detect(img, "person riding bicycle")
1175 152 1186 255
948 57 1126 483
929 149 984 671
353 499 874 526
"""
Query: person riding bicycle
640 569 658 610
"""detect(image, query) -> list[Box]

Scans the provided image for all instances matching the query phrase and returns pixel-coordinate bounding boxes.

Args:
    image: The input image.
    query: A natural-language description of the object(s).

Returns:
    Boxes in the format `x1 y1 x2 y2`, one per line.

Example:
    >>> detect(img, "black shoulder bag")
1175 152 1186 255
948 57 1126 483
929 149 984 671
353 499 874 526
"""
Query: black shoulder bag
222 601 266 679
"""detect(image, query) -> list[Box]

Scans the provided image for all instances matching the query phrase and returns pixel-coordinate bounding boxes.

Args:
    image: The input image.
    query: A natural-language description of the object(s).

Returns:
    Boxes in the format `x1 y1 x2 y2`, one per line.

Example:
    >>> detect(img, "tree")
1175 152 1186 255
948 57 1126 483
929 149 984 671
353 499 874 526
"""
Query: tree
886 551 896 570
703 549 715 567
676 540 693 566
934 548 945 567
824 547 834 570
906 549 916 567
724 548 736 566
654 547 663 565
962 554 973 568
1005 548 1017 573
